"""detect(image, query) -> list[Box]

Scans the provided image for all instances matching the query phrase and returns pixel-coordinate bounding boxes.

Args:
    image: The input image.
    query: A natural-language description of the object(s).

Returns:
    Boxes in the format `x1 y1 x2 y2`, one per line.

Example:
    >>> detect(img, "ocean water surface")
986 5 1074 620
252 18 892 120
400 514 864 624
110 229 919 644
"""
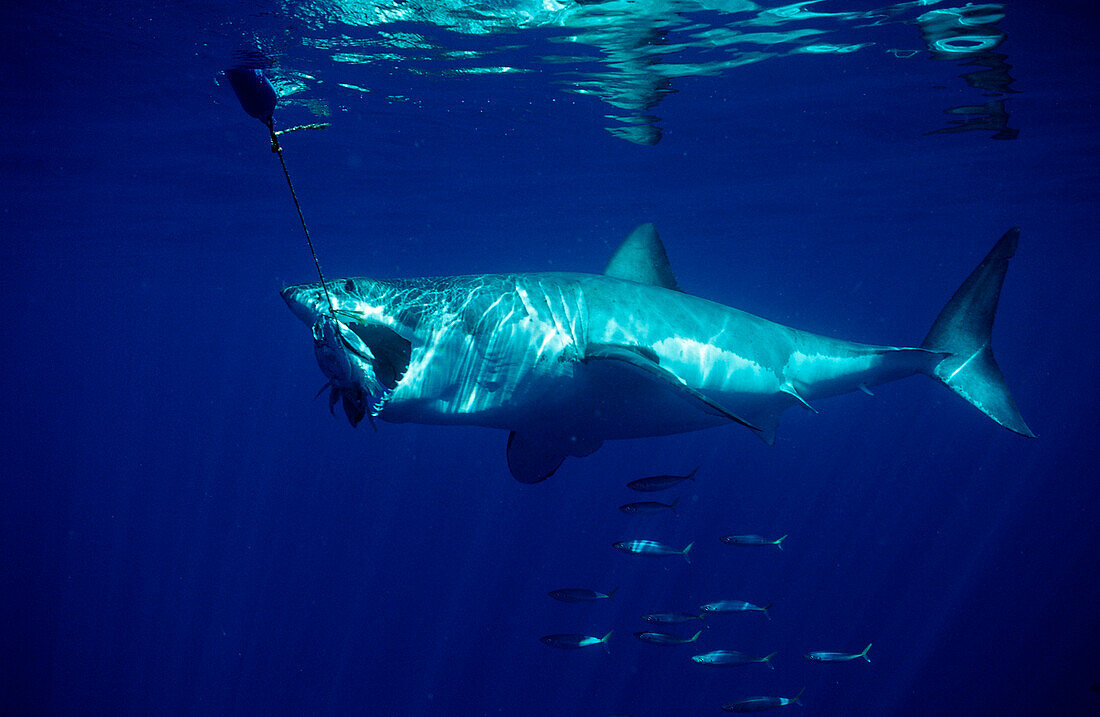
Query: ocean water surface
2 1 1097 715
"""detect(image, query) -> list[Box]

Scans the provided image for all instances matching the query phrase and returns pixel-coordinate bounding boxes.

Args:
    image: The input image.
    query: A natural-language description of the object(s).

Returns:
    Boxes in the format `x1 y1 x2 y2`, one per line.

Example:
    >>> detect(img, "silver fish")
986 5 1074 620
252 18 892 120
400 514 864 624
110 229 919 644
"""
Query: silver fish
548 587 618 602
700 600 773 619
722 689 804 712
692 650 777 669
720 534 786 550
619 497 679 515
634 629 702 645
540 631 613 651
805 643 871 662
626 468 698 492
613 540 694 563
641 611 705 625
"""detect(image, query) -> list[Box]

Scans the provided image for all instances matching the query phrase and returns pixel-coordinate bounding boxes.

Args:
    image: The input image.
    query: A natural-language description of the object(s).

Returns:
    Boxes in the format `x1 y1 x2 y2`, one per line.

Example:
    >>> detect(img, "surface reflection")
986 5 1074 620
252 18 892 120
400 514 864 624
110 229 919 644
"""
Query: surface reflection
259 0 1019 144
917 3 1018 139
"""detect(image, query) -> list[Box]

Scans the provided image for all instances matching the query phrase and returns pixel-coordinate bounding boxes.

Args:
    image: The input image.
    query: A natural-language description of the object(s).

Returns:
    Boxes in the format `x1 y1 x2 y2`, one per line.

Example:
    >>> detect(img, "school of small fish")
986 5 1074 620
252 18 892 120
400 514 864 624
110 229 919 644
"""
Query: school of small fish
539 467 870 714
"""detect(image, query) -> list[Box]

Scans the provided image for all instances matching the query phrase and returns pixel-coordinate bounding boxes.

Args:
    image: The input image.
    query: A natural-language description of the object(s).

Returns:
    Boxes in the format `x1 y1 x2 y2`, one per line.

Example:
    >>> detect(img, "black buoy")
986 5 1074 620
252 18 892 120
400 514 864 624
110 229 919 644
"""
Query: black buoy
226 67 278 123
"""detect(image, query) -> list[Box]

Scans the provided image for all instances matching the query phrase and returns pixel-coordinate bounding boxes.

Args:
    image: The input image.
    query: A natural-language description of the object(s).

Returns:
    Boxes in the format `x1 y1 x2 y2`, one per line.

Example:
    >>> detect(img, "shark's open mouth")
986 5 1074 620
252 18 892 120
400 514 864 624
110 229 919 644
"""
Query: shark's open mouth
312 314 411 427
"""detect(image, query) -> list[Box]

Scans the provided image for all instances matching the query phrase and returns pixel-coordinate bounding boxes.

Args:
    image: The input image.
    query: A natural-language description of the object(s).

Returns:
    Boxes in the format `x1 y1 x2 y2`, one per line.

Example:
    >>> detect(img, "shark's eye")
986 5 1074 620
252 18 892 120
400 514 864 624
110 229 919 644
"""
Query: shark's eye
344 279 355 292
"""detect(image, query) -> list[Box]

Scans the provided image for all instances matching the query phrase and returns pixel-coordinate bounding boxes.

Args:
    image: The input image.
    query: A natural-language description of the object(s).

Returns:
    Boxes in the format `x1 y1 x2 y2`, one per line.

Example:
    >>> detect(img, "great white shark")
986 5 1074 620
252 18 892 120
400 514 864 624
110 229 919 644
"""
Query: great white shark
282 224 1032 482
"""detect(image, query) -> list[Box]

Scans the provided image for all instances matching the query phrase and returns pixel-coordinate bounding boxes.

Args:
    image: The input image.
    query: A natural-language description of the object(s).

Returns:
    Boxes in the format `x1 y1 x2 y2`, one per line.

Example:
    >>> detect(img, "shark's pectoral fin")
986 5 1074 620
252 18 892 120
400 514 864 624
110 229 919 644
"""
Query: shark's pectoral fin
507 432 565 483
506 432 604 483
567 435 604 457
752 409 782 446
584 343 759 431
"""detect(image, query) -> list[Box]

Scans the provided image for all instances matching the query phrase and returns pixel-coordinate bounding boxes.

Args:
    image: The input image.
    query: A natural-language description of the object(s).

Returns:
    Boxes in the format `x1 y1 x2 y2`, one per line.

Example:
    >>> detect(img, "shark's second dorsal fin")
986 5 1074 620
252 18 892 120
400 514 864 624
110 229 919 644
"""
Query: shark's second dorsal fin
603 223 681 291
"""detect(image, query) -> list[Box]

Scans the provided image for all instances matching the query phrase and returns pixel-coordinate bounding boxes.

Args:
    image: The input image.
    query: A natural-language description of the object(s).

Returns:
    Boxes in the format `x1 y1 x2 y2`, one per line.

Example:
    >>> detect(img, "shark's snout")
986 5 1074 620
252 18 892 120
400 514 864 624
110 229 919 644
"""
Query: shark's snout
282 284 327 326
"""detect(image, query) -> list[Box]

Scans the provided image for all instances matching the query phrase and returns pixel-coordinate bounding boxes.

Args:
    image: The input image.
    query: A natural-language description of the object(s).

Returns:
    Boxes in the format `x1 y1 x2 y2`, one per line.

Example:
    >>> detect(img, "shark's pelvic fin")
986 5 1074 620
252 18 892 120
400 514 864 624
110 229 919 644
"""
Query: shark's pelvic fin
921 228 1035 437
585 343 759 431
602 223 682 291
780 383 817 413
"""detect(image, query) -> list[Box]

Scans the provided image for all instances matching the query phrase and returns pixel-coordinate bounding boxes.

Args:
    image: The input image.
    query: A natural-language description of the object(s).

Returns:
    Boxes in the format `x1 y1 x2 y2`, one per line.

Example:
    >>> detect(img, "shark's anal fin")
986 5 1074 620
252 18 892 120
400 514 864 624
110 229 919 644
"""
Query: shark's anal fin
603 224 682 291
584 343 759 431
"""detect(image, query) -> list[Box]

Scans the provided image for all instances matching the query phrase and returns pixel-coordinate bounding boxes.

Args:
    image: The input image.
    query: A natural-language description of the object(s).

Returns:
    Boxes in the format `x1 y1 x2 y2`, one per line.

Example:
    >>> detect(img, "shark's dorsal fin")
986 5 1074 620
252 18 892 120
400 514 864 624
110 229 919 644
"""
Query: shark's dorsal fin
603 223 681 291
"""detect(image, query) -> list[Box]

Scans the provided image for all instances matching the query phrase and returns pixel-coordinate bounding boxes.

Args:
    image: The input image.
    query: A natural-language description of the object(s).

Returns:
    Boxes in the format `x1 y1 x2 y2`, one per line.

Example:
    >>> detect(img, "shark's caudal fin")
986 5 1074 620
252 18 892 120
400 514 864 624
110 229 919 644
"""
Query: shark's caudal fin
920 228 1034 437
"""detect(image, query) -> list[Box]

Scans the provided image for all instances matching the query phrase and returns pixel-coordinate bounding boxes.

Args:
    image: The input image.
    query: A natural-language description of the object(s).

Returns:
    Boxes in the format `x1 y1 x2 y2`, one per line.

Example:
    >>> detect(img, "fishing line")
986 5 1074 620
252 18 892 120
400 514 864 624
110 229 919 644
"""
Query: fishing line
264 117 335 317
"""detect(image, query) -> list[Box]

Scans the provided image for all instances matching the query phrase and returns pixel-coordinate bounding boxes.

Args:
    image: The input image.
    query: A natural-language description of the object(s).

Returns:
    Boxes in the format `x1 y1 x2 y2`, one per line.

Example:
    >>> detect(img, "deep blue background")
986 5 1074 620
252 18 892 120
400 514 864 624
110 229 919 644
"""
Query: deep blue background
2 2 1097 715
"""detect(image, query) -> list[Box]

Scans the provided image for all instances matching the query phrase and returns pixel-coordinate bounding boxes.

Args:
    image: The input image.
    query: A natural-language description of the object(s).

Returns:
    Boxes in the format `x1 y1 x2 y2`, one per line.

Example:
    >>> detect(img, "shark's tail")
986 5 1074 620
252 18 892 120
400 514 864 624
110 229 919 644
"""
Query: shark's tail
920 228 1034 438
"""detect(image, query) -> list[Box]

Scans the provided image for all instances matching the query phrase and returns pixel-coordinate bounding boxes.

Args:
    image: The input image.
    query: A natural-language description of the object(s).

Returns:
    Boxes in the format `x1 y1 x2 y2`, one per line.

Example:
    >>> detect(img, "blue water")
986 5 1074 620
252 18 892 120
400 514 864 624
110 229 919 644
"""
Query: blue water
3 2 1098 715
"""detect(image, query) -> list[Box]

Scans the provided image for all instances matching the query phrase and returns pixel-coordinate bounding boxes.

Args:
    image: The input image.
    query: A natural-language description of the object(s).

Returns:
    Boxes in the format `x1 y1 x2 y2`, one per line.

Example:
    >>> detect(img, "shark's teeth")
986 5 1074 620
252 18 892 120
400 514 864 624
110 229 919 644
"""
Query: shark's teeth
370 388 393 417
